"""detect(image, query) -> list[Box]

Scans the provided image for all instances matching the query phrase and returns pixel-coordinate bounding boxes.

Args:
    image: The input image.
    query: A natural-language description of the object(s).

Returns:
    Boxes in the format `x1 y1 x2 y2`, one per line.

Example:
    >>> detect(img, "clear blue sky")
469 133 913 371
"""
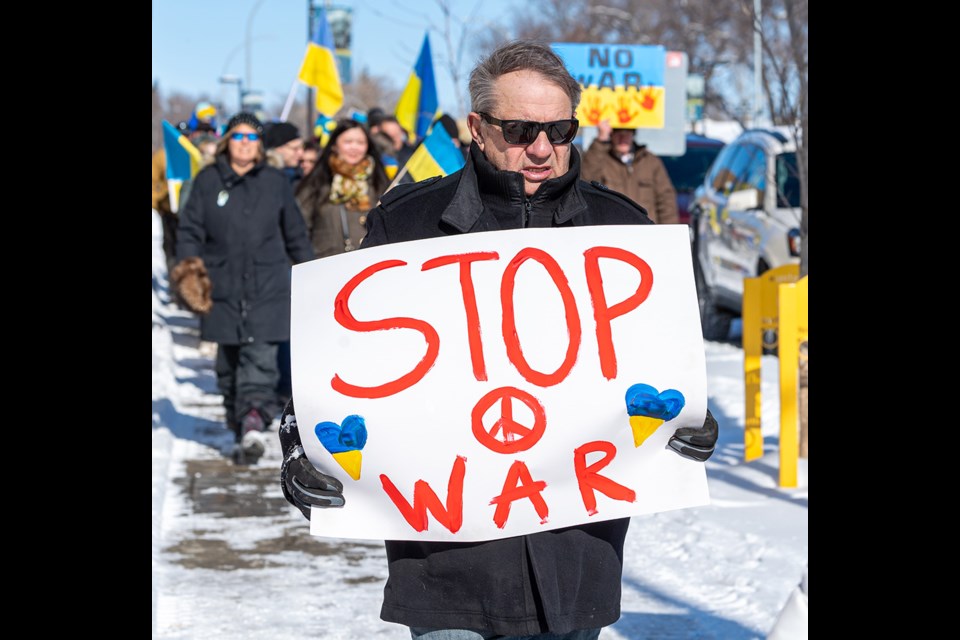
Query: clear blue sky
152 0 515 119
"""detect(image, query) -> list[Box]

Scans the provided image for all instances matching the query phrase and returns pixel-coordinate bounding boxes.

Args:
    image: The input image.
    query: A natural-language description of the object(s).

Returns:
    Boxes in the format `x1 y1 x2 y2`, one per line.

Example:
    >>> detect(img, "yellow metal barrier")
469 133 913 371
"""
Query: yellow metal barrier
776 275 807 487
741 264 800 463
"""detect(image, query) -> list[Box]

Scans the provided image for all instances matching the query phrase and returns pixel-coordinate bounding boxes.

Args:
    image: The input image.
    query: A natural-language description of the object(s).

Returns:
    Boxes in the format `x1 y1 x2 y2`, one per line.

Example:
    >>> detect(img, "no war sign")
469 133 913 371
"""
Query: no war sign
552 43 666 129
291 225 710 542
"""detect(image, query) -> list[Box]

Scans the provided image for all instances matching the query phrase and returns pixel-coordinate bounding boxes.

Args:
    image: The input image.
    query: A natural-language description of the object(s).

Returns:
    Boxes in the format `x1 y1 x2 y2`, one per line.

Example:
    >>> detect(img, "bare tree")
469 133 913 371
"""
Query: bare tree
507 0 754 126
344 67 402 116
416 0 514 118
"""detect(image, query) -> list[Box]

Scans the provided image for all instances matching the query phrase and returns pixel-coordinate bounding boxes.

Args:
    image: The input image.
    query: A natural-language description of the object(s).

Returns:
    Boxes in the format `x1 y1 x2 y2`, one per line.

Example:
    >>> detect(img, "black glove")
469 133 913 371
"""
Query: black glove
279 399 345 520
668 408 718 462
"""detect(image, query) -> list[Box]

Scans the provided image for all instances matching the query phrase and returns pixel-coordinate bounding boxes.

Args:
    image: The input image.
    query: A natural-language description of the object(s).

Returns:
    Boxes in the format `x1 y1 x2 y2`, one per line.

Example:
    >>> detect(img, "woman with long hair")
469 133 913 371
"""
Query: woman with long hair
174 112 314 464
294 118 391 257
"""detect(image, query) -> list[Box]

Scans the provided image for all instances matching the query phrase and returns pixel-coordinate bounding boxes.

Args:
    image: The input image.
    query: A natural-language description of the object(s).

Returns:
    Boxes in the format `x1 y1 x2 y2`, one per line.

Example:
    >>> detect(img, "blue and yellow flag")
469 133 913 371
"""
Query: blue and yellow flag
314 112 339 147
395 33 439 144
298 7 344 117
162 120 203 213
403 122 466 183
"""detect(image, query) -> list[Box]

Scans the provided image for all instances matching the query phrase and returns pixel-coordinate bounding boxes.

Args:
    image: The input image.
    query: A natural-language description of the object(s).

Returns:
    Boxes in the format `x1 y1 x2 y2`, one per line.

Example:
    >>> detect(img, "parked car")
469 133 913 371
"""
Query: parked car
660 133 726 225
689 128 802 341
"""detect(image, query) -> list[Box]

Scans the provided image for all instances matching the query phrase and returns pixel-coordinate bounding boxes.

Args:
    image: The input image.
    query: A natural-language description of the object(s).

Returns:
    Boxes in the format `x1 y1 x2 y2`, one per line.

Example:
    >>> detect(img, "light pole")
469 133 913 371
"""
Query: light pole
221 35 277 115
246 0 267 92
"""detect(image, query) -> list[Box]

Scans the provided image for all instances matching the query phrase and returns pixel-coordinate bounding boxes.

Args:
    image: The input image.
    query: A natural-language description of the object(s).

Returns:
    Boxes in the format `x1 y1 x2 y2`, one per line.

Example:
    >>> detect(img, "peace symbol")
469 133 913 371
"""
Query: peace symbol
471 386 547 454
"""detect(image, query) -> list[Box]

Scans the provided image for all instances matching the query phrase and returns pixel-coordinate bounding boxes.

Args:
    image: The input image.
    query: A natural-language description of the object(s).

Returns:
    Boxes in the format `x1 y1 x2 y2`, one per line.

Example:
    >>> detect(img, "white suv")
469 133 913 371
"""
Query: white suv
689 129 802 340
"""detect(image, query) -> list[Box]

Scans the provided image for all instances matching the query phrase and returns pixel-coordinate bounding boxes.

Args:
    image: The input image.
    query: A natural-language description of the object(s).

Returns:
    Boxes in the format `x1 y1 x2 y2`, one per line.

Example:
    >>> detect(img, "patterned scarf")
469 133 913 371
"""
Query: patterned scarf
328 153 373 211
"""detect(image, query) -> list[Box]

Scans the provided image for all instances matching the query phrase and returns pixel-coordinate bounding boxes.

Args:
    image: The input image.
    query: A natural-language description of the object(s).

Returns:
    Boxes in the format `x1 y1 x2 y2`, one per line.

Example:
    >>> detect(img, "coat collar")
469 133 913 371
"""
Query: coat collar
215 154 266 189
440 142 588 232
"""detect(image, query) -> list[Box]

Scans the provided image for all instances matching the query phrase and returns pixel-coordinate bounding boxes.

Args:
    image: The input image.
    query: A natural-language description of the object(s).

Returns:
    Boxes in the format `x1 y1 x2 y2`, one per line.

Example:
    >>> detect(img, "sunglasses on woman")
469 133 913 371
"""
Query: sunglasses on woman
230 132 260 141
477 112 579 145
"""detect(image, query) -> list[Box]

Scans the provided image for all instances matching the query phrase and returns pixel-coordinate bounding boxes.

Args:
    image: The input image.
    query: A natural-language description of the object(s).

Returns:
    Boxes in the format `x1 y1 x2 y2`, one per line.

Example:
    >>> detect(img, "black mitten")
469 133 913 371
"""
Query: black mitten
668 408 719 462
279 399 345 520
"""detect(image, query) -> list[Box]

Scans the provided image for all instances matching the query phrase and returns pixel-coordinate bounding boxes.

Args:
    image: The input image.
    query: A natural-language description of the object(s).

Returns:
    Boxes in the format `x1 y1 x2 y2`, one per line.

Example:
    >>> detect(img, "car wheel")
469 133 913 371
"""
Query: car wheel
693 252 733 342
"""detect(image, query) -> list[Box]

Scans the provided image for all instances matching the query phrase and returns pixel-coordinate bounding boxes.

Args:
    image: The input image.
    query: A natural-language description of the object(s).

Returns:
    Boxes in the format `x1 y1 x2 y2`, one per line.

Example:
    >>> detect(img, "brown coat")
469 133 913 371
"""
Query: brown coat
581 139 679 224
151 148 172 215
297 182 375 258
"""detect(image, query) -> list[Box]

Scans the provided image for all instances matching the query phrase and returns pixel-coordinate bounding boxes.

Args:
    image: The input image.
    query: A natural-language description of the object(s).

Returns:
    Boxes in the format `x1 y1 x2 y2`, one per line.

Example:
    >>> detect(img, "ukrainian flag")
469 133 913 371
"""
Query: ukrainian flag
395 33 439 143
298 6 344 117
314 112 338 147
162 120 203 213
404 123 465 183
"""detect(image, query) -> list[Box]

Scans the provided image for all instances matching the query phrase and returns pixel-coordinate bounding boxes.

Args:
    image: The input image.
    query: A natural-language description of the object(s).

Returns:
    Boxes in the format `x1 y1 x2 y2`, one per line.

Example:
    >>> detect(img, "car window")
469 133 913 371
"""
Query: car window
706 143 741 192
719 144 758 196
661 145 724 193
776 152 801 208
738 145 767 193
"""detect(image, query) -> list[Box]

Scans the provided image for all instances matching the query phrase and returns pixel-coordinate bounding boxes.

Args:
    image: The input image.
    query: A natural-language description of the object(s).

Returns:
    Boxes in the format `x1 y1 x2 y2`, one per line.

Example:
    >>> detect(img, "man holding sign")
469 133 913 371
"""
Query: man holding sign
278 40 718 640
581 118 679 225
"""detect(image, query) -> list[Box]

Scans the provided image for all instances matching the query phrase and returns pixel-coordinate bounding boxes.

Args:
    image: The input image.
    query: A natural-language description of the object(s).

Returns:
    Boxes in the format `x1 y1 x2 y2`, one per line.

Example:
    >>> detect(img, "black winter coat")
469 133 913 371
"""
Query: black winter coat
361 143 653 635
176 155 315 345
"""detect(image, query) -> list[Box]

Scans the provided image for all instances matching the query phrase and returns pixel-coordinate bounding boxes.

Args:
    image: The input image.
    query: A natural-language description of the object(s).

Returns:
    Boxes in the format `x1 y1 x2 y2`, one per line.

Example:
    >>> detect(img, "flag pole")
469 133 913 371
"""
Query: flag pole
383 163 411 194
280 79 300 122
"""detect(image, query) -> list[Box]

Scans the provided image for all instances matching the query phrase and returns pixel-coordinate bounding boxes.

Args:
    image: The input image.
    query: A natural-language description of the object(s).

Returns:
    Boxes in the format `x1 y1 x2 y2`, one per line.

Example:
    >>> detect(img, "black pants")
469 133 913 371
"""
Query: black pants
276 340 292 405
215 341 280 439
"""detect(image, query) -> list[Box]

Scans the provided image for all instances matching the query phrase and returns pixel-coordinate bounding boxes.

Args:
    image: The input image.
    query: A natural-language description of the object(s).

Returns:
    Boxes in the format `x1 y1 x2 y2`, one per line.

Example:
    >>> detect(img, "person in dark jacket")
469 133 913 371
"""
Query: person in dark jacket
263 120 305 189
262 120 306 414
175 112 314 464
277 41 718 639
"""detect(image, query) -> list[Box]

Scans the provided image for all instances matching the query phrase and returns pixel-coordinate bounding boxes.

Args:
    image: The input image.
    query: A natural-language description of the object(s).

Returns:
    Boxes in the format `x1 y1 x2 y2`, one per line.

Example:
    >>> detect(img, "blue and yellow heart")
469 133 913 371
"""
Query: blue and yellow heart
624 384 685 447
315 415 368 480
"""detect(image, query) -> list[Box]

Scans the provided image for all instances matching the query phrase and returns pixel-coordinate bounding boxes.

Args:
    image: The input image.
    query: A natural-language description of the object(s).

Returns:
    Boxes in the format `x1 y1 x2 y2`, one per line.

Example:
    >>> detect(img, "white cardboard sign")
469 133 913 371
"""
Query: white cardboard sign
291 225 710 541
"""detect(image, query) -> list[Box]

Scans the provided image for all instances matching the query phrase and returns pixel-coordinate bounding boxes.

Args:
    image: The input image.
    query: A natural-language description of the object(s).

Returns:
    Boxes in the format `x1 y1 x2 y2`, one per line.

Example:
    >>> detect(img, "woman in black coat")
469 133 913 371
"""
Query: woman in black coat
175 112 314 463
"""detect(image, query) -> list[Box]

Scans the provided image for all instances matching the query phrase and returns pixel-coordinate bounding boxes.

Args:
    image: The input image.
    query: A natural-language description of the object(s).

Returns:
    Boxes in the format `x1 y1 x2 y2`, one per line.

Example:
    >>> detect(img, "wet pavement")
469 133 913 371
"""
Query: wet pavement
163 455 386 572
154 306 388 578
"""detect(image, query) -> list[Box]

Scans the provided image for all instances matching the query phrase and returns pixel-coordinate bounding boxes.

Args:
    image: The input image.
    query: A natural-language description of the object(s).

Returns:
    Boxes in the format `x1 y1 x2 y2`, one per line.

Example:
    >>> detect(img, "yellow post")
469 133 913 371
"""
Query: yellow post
796 276 809 459
742 265 799 463
778 281 799 488
743 278 763 461
796 276 808 343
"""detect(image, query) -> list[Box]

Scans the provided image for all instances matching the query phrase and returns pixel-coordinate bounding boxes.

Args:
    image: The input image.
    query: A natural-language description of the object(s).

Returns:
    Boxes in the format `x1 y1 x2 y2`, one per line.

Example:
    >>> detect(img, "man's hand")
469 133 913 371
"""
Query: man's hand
667 408 719 462
596 119 613 142
279 399 345 520
282 454 345 520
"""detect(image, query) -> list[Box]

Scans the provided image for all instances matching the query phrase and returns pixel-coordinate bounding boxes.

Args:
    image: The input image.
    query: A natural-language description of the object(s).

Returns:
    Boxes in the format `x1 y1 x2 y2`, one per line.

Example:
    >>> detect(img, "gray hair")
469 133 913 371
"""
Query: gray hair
469 40 581 115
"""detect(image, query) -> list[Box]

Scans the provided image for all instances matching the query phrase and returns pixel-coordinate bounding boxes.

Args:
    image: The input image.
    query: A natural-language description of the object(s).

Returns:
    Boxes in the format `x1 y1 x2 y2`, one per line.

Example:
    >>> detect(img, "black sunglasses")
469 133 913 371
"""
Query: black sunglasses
477 112 579 145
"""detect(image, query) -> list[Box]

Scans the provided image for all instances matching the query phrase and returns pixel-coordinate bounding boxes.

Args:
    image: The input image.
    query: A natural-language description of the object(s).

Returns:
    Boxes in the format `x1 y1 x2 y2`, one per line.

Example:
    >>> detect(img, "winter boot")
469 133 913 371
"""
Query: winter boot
233 408 267 465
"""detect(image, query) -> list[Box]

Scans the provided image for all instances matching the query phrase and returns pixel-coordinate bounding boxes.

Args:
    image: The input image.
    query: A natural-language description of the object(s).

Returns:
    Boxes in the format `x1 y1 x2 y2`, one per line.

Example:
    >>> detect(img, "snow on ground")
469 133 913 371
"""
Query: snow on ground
151 210 807 639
